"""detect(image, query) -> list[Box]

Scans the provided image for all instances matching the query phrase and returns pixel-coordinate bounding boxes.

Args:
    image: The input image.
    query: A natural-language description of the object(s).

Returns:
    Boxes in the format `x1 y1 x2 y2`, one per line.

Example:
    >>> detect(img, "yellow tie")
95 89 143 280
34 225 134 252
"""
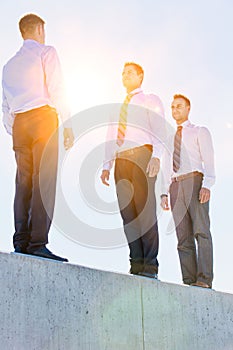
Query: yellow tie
116 93 134 146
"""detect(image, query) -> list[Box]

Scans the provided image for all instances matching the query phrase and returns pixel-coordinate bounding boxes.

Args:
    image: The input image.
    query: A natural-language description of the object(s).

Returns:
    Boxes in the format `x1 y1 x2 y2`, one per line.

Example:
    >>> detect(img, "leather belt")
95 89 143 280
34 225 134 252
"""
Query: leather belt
172 171 203 183
15 105 56 116
116 144 152 158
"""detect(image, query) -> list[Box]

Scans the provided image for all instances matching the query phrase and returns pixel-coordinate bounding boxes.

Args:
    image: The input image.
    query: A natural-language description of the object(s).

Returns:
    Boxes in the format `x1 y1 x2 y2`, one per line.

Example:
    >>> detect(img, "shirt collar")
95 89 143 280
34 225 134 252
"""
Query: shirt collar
179 119 191 128
23 39 43 48
128 87 143 96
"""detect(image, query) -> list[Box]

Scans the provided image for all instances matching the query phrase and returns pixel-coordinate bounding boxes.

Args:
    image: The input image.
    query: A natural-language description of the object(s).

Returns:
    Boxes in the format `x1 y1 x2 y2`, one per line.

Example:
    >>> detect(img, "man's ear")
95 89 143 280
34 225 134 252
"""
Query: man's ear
139 73 144 84
37 24 43 35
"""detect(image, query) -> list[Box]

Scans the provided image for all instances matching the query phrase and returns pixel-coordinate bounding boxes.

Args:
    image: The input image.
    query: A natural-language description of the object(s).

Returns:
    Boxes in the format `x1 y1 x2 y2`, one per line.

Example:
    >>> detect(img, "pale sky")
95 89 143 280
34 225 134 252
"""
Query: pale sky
1 0 233 294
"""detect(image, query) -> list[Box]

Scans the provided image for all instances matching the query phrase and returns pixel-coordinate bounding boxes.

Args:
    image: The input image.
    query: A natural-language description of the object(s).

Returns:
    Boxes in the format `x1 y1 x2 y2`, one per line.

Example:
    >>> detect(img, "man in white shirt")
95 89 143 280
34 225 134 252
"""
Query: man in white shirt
161 94 215 288
101 62 165 278
2 14 74 261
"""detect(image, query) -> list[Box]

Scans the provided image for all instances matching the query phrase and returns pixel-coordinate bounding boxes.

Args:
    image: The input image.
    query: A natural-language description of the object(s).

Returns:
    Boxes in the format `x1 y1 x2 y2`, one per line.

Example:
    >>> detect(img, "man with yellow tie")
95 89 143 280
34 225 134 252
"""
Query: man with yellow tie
101 62 165 278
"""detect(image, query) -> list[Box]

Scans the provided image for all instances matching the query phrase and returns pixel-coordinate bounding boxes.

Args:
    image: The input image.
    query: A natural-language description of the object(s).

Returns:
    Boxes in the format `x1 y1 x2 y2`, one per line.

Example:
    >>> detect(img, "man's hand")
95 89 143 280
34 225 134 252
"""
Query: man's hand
160 195 170 211
146 157 160 177
100 170 110 186
199 187 210 204
63 128 74 150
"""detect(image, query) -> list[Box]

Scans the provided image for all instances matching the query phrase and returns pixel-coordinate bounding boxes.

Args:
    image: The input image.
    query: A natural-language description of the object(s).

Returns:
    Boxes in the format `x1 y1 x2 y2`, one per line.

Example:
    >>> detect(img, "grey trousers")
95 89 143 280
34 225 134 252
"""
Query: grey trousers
170 174 213 287
114 145 159 275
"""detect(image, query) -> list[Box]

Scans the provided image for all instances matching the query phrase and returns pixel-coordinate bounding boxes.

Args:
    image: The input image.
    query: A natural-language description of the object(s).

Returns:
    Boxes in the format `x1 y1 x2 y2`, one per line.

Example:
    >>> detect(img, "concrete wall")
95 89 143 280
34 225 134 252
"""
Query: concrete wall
0 251 233 350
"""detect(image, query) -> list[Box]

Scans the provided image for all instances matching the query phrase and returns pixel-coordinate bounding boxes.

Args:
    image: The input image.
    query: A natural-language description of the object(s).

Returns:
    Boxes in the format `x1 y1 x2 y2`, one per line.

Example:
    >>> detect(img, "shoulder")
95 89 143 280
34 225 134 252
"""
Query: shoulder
144 93 164 116
145 93 163 105
3 46 22 71
189 124 212 142
41 45 61 67
42 45 59 58
145 93 164 111
186 122 209 132
42 45 58 60
195 124 211 135
198 126 212 141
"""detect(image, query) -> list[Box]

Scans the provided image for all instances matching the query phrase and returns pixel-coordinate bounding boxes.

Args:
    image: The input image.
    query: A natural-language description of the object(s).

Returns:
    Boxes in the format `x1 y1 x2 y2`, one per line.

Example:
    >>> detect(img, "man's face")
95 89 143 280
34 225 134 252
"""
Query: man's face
122 65 142 92
171 98 190 124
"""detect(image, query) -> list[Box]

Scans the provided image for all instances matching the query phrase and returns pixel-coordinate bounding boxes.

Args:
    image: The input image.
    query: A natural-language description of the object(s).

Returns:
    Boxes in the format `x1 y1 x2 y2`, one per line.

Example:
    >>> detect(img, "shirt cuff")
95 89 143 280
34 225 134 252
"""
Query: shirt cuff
202 175 216 190
103 160 114 171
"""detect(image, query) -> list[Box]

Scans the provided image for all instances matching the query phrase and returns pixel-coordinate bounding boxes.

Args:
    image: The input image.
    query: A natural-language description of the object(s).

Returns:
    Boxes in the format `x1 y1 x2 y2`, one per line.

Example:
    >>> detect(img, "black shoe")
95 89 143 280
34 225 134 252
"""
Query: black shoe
29 247 68 262
14 246 27 254
129 260 144 275
129 270 140 276
138 271 158 279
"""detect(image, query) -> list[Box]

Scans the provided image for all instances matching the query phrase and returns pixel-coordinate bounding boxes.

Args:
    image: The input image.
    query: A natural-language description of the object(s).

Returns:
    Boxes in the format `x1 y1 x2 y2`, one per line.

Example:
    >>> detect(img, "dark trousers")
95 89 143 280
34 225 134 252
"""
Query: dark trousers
12 105 58 252
170 174 213 287
114 145 159 274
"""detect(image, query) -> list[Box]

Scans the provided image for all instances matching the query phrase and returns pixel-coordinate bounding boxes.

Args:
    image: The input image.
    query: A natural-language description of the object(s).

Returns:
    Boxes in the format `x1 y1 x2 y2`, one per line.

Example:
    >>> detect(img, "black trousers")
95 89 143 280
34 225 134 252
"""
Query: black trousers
12 105 58 252
170 174 213 287
114 145 159 274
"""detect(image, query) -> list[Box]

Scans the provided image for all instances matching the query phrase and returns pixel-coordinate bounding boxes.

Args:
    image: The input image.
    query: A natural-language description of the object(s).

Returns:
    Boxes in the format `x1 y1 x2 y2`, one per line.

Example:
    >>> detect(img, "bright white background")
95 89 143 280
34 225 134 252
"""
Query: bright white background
1 1 233 294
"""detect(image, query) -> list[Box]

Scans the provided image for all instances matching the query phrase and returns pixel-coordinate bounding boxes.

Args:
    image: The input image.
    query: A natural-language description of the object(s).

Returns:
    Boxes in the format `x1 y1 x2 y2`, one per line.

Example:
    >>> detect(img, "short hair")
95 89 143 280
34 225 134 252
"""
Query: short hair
19 14 45 38
124 62 144 83
173 94 191 107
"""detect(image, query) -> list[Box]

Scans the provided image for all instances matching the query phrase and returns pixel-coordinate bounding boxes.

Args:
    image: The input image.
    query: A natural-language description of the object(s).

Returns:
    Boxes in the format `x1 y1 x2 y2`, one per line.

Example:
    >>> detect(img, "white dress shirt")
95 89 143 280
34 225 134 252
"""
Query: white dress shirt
161 120 215 194
103 88 165 171
2 39 70 134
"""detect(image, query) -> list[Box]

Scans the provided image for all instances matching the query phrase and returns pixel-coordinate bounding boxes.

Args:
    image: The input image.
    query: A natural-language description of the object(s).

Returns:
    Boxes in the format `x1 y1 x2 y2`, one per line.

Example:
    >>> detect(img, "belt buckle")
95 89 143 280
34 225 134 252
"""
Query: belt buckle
128 149 134 156
119 148 134 157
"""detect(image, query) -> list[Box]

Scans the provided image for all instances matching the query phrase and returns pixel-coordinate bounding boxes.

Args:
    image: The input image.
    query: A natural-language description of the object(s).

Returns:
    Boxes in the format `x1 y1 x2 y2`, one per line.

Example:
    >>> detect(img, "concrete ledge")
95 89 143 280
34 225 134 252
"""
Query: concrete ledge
0 252 233 350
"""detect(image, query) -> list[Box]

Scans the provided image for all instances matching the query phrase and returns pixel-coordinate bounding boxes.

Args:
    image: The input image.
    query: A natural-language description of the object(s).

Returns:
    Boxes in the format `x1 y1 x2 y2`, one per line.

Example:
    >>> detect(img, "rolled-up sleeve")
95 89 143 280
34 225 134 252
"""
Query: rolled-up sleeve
103 116 117 171
2 87 14 135
146 94 166 159
42 46 71 127
198 126 216 189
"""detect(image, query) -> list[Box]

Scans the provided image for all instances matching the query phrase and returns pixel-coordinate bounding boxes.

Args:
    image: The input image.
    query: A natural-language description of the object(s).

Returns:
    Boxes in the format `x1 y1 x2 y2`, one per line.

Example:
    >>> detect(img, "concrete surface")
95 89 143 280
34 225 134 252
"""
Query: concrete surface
0 251 233 350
